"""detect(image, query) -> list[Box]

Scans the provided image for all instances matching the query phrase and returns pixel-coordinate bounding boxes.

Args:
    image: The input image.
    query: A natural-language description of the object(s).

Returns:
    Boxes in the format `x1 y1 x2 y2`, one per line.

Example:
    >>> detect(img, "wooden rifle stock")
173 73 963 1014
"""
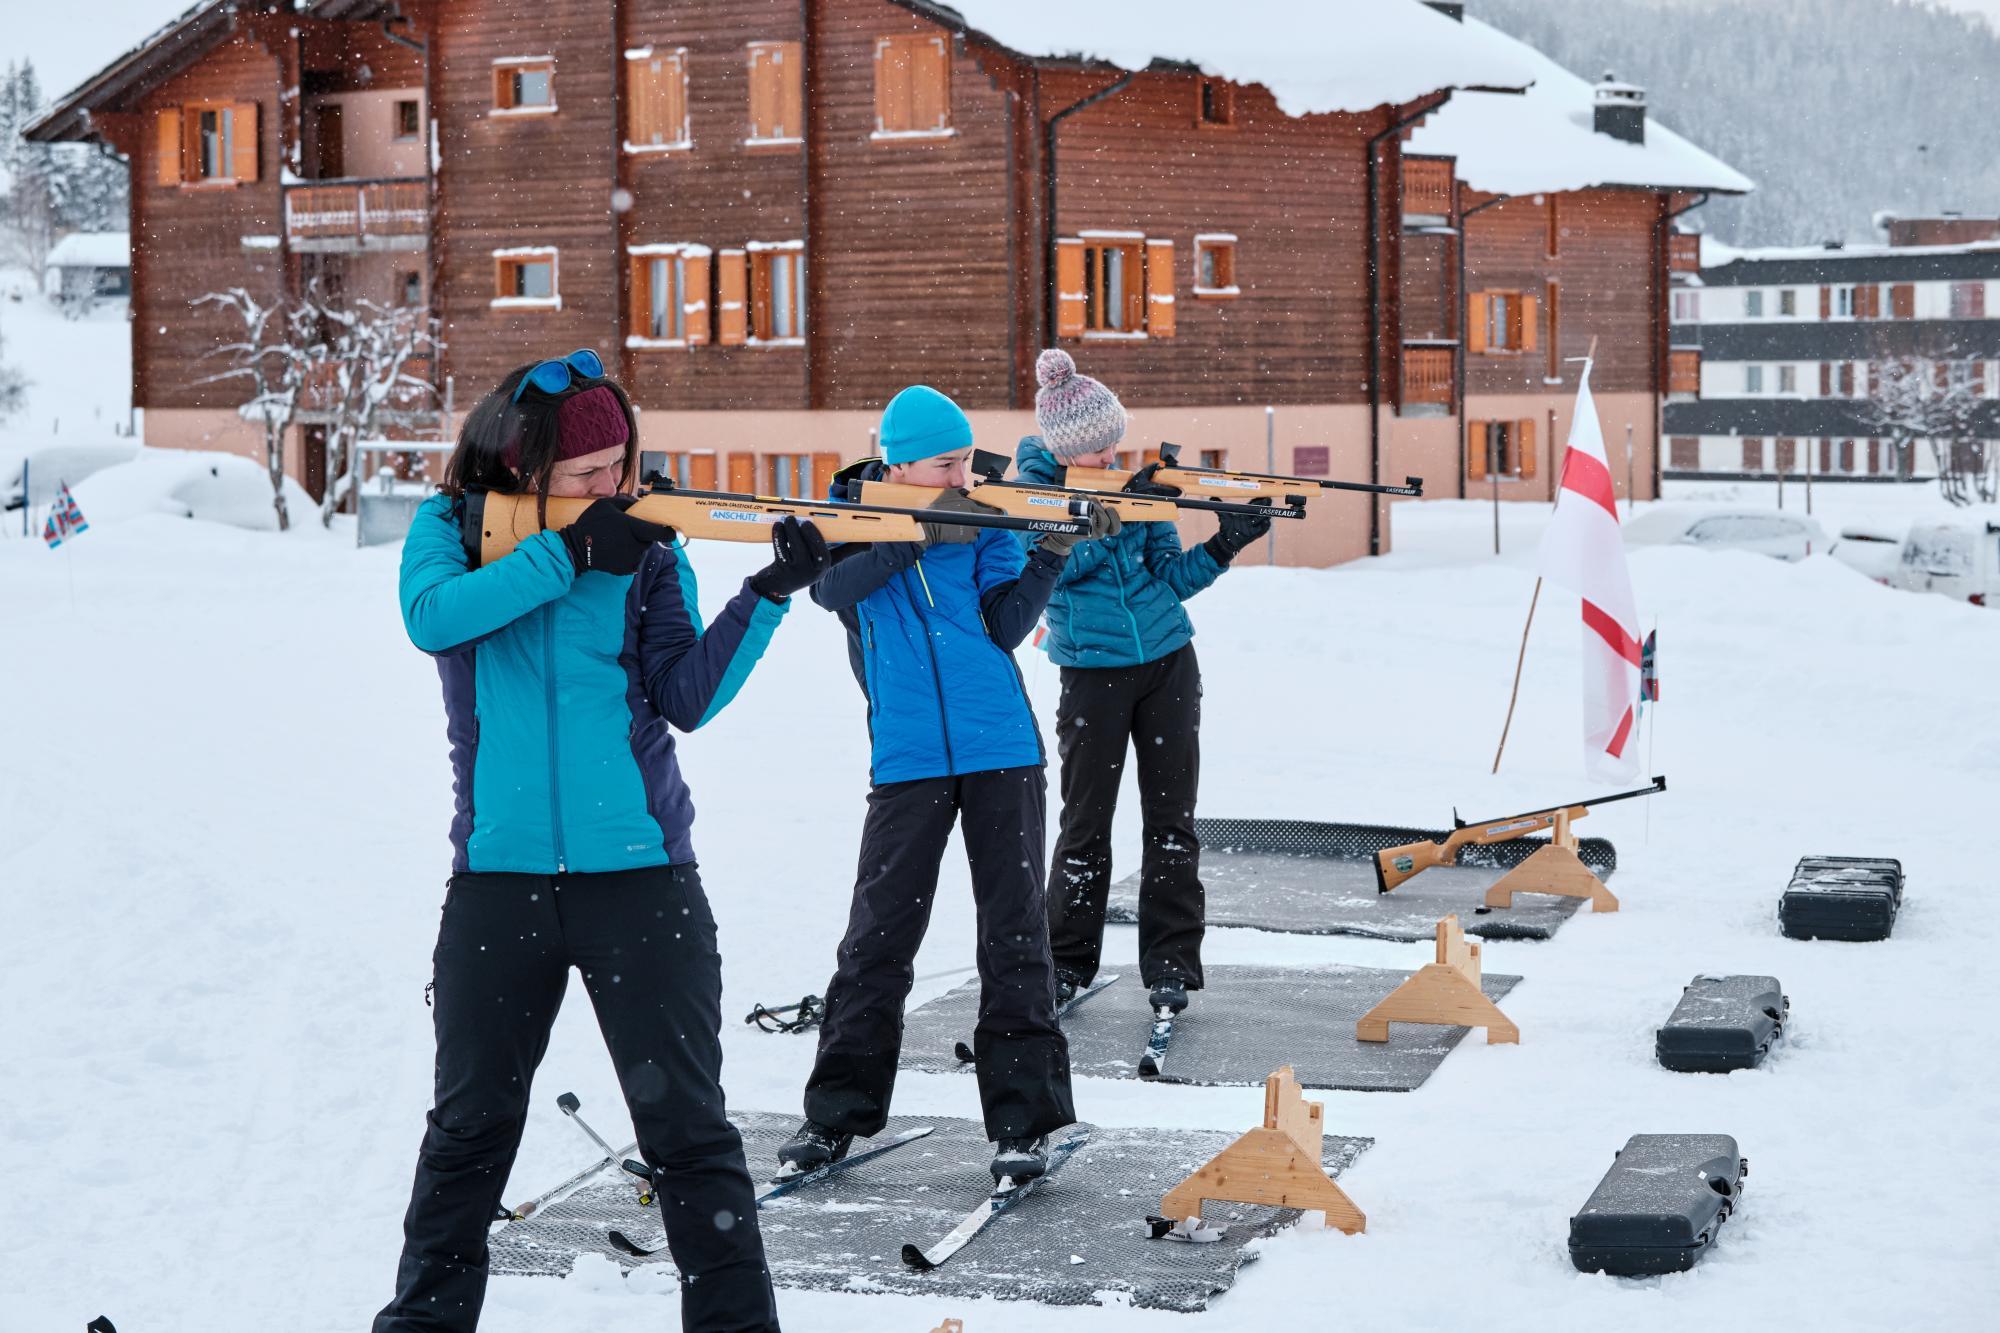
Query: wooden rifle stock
1373 776 1666 894
464 483 1090 568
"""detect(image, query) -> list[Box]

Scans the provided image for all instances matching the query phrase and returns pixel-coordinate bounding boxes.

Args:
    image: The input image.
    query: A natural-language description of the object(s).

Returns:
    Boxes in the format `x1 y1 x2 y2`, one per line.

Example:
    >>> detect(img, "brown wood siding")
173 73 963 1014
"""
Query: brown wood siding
1464 188 1662 396
134 33 287 412
430 0 620 404
617 0 809 411
808 0 1016 411
1400 231 1452 343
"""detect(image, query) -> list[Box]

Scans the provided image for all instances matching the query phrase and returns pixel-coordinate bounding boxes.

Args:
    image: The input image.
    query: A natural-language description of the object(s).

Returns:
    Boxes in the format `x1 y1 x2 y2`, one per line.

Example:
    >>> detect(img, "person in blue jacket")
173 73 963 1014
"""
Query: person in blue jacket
778 385 1116 1187
376 349 828 1333
1015 350 1271 1019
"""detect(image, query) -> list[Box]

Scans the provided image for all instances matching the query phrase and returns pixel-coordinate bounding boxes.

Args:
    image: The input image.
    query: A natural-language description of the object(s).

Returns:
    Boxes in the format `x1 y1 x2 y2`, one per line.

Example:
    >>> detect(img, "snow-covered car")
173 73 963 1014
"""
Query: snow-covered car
1622 507 1827 561
1829 526 1904 585
1888 522 2000 606
1 441 139 512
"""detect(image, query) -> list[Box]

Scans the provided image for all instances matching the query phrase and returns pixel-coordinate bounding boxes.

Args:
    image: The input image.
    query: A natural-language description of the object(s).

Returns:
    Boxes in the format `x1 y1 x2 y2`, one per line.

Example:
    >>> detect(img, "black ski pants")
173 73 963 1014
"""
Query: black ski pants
374 864 778 1333
1047 642 1205 991
804 766 1075 1143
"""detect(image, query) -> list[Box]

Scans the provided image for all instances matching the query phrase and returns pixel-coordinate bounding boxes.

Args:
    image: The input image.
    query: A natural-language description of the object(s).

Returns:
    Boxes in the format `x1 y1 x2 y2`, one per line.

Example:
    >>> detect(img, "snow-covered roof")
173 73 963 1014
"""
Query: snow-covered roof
46 232 132 269
1704 236 2000 264
901 0 1537 118
1406 17 1752 197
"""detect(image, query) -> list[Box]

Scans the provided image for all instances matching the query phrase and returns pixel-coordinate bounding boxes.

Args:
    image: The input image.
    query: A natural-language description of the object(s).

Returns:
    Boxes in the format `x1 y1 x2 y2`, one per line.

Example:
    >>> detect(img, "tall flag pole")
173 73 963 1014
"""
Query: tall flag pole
1493 340 1644 780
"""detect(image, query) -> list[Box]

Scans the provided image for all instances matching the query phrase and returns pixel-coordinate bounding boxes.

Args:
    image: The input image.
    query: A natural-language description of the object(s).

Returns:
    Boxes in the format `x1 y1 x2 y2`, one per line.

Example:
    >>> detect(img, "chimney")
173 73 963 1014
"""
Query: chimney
1593 73 1646 145
1422 2 1466 21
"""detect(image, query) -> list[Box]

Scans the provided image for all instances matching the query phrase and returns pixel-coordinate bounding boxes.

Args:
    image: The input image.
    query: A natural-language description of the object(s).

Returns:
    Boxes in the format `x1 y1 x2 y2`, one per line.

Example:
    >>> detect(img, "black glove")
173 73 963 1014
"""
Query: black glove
920 488 1000 547
559 495 674 576
1121 460 1182 498
747 516 832 602
1204 497 1273 565
1038 499 1121 557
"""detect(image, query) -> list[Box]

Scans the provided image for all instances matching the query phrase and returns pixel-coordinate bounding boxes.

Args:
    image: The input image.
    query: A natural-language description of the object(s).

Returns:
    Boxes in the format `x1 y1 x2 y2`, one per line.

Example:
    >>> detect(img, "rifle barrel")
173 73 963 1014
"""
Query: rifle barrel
1455 775 1667 831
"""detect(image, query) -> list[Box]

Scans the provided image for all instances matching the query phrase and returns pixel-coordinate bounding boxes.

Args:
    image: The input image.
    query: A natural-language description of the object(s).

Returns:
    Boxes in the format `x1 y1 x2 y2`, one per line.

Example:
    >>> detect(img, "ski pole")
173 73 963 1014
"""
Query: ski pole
558 1091 655 1207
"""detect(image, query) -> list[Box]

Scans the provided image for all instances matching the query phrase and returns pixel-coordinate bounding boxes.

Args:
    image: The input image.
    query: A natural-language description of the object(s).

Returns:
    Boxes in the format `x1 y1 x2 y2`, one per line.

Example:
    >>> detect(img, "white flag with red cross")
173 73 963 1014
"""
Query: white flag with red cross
1537 363 1642 781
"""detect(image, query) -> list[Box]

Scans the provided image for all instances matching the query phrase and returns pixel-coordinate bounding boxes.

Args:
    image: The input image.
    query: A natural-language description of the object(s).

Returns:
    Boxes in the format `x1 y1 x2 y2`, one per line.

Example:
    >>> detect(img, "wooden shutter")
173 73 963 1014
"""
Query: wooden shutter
1055 238 1086 340
155 109 182 185
1858 284 1881 319
690 452 718 490
749 42 801 140
1468 293 1489 354
663 51 687 145
1517 418 1537 478
811 451 842 499
493 68 514 110
726 452 756 492
1820 285 1832 319
1820 362 1832 396
1467 422 1488 480
627 256 649 337
230 102 259 181
875 37 910 132
683 252 711 344
717 250 748 346
749 253 772 339
626 54 657 145
1518 293 1538 353
1890 283 1916 319
1145 239 1175 337
913 34 949 132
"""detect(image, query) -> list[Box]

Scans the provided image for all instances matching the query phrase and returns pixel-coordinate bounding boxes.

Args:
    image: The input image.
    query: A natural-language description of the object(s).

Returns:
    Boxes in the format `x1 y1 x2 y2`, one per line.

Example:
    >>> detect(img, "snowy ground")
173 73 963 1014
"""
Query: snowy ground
0 270 136 521
5 460 1997 1331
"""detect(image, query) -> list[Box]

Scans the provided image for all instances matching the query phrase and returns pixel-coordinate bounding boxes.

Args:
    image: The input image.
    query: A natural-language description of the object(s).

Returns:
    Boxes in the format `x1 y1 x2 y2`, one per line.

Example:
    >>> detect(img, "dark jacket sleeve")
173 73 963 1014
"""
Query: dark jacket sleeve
973 533 1064 651
629 543 789 732
809 540 917 612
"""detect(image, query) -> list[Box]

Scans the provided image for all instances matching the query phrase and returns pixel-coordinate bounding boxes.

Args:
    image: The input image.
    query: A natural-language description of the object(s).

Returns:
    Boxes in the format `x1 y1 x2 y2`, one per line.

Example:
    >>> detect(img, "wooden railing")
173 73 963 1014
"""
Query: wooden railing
284 178 428 244
1402 344 1455 408
1668 348 1701 396
1402 156 1456 220
1669 232 1701 273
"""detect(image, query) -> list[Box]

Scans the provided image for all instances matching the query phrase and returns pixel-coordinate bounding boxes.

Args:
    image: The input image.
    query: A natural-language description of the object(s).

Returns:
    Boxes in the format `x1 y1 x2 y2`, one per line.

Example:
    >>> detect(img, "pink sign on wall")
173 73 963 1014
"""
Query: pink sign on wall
1292 446 1330 476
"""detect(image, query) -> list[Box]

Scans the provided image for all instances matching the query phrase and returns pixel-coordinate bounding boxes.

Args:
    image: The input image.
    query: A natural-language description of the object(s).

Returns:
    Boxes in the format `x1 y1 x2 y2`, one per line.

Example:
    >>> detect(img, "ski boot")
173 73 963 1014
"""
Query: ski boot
990 1134 1051 1186
1148 978 1189 1015
776 1120 852 1177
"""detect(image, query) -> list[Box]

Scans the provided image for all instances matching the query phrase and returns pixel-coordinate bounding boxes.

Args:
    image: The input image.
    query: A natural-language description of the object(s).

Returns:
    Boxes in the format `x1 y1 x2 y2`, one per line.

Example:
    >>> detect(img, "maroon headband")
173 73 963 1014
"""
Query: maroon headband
502 384 631 469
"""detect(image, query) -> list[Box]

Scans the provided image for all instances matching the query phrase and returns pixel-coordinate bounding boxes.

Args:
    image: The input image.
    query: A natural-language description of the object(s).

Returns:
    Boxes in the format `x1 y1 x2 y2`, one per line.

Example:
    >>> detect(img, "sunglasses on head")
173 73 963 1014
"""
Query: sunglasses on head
511 348 606 403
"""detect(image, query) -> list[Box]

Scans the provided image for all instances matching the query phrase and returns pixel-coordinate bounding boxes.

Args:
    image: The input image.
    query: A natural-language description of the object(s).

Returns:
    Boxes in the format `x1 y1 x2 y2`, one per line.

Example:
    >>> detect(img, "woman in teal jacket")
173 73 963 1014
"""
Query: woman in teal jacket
375 350 826 1333
1018 350 1270 1019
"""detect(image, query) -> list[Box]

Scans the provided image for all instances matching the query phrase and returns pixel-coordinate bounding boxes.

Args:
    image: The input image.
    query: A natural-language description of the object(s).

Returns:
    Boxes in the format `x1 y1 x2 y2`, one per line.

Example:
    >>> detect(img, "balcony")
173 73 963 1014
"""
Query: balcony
1402 156 1456 226
1668 347 1701 399
1400 342 1456 415
284 178 428 253
1669 231 1702 275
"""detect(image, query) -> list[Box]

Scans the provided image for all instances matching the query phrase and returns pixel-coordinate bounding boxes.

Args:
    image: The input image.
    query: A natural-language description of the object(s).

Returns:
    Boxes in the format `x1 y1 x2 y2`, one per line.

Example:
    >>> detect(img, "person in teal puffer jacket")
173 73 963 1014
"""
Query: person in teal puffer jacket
376 350 829 1333
1017 349 1271 1020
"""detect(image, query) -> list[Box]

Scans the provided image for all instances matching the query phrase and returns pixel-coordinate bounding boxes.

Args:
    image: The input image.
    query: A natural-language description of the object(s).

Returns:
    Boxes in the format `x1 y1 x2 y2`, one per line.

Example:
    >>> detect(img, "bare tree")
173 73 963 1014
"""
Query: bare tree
195 288 315 531
298 285 440 527
1858 356 1989 506
0 315 28 423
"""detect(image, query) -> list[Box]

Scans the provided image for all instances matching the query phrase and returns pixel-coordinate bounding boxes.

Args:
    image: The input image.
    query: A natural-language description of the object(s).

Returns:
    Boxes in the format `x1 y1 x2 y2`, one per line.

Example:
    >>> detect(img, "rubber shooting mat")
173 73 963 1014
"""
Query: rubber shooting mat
900 965 1521 1091
487 1111 1371 1312
1107 817 1619 942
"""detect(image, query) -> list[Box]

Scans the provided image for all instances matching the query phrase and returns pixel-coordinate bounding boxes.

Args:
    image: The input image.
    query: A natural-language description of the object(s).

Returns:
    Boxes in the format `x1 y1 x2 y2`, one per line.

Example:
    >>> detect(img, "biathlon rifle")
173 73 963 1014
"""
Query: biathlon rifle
1059 440 1423 506
461 479 1095 568
1373 775 1666 894
841 450 1299 523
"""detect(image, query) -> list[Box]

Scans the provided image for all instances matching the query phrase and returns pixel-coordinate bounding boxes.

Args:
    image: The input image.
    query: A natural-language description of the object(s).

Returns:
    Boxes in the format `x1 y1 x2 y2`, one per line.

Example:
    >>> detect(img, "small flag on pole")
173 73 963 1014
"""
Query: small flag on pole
1639 630 1659 705
1537 362 1643 781
43 482 89 549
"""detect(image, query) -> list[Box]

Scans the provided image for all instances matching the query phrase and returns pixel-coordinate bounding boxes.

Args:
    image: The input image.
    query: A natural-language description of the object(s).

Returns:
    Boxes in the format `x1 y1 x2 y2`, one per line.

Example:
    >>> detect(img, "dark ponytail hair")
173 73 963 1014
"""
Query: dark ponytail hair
441 361 640 507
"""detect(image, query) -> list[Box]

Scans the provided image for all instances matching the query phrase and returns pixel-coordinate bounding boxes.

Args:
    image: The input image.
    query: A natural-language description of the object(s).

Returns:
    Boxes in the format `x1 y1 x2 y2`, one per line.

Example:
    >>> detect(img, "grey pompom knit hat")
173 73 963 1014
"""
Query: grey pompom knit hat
1033 349 1127 460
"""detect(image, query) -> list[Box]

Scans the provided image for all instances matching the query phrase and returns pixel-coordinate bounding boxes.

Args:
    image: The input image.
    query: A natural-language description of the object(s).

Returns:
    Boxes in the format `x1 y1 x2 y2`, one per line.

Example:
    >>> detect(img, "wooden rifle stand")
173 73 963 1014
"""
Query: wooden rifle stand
1158 1066 1366 1235
1483 808 1619 912
1355 914 1520 1044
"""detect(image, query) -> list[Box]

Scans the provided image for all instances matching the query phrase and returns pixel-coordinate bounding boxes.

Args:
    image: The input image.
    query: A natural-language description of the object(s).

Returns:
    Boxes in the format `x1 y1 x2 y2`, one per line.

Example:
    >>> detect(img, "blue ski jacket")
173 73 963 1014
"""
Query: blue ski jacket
1013 436 1226 669
812 460 1061 785
399 492 787 873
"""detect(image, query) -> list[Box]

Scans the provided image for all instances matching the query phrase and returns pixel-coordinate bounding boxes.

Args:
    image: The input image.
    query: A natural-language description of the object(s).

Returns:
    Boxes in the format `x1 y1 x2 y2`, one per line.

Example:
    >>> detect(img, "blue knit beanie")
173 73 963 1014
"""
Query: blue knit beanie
879 385 973 464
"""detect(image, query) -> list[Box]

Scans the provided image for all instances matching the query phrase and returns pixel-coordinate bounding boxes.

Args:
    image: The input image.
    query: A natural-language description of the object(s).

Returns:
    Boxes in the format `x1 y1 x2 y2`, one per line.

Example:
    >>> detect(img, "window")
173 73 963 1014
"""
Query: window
1470 291 1537 354
1670 437 1700 471
1745 290 1764 318
1466 419 1537 480
492 248 560 309
394 99 421 141
1835 285 1855 318
399 270 422 306
648 452 718 491
1193 234 1238 298
874 33 950 138
1056 234 1175 339
492 58 556 114
1951 282 1986 318
627 244 711 347
1672 289 1701 322
156 103 259 185
748 242 806 343
1745 365 1764 393
764 452 843 500
1779 365 1797 394
1779 289 1797 317
1197 78 1235 128
1199 449 1226 469
747 41 803 145
625 47 689 151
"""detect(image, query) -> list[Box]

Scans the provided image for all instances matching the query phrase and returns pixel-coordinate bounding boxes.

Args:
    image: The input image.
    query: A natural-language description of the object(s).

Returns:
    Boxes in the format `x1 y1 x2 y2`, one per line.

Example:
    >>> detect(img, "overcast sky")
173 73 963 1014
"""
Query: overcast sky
12 0 2000 109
